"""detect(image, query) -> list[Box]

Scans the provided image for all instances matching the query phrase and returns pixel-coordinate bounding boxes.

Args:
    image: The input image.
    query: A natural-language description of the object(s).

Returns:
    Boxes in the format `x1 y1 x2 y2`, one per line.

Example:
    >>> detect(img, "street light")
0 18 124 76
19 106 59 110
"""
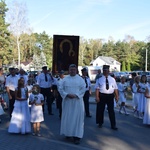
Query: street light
142 47 148 72
145 48 148 72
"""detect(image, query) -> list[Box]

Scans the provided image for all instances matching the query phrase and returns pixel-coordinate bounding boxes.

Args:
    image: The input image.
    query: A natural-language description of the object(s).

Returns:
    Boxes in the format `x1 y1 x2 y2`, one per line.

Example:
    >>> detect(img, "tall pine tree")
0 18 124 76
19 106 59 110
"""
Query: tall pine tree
0 0 11 66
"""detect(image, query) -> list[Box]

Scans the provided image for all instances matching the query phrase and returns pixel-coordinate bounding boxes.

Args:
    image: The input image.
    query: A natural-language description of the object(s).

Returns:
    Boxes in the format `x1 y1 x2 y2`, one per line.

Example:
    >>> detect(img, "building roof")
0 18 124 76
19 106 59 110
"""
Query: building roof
21 61 32 66
90 56 121 65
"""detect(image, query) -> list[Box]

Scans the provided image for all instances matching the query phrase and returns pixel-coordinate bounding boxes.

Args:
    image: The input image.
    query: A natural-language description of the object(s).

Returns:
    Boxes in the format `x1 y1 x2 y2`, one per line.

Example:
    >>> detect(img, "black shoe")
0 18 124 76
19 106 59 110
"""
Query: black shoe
86 115 92 118
73 137 80 145
74 139 80 145
111 126 118 130
49 113 54 115
98 124 102 128
65 136 72 140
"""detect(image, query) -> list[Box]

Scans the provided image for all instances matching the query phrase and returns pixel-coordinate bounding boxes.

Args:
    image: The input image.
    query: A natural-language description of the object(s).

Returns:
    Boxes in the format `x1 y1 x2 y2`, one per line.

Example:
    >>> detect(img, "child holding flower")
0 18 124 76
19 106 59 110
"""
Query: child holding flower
29 84 44 137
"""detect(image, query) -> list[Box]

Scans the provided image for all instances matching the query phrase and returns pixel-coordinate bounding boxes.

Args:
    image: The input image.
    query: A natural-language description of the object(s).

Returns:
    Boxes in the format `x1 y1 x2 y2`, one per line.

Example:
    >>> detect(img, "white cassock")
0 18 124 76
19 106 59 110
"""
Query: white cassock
59 74 86 138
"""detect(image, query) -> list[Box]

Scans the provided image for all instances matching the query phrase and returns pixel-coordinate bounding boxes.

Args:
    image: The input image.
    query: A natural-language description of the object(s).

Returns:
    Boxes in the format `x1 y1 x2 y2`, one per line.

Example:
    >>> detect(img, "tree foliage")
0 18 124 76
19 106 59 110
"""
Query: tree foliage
1 1 150 72
0 0 11 66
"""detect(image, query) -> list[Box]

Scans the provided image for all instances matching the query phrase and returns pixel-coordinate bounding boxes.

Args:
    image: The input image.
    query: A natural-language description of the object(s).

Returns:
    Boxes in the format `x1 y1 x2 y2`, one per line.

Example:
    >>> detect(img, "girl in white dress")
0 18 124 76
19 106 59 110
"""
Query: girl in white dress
143 78 150 124
137 75 147 119
132 76 140 118
8 78 31 134
29 84 44 137
118 76 129 115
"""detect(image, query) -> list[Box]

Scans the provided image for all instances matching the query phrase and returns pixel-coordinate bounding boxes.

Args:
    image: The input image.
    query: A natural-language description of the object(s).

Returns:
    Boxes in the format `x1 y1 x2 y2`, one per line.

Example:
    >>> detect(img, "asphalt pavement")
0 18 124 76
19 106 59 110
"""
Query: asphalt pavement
0 95 149 150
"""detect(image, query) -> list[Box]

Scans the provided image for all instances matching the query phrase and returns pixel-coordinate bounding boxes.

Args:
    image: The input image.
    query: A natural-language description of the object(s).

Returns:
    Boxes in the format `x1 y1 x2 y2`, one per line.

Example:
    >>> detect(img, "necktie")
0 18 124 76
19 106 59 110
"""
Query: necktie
45 74 48 82
84 77 88 88
106 77 109 90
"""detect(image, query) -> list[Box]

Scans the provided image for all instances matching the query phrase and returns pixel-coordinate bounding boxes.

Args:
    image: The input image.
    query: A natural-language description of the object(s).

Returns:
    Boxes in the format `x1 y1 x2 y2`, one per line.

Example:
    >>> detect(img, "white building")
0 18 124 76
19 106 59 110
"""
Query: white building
20 61 33 71
90 56 121 72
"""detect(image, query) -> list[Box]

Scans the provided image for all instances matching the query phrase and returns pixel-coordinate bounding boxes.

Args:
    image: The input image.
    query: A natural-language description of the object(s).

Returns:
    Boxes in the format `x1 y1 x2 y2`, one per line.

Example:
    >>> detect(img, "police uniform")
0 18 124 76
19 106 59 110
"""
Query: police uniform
5 67 19 117
37 66 54 115
81 68 92 117
95 65 118 130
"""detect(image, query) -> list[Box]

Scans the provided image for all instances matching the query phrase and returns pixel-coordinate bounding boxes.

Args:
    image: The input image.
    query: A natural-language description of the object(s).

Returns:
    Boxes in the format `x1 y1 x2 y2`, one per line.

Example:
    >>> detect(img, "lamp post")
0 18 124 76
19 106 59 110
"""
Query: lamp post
142 47 148 72
145 48 148 72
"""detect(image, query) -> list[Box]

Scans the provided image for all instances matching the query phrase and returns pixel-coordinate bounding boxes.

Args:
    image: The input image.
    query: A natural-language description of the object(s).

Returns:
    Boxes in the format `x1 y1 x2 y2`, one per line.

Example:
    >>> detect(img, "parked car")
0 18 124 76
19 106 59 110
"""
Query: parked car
125 71 132 81
143 71 150 79
113 72 127 82
109 72 116 79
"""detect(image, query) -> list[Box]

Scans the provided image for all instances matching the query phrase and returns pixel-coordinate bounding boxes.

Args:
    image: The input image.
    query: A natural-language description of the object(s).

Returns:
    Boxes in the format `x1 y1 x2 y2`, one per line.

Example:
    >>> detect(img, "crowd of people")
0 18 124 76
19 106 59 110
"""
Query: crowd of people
0 64 150 145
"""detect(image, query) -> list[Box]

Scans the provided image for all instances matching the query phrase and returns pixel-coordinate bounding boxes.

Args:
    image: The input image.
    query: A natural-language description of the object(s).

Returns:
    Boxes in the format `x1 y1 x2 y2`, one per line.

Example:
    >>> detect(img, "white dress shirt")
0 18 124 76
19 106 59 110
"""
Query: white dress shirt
82 76 91 91
95 75 118 94
37 73 53 88
5 75 19 91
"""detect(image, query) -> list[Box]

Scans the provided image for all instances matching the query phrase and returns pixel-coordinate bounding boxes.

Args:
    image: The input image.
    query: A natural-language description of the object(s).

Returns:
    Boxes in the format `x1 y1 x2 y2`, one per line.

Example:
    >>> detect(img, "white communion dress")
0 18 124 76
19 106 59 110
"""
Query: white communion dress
8 87 31 134
29 93 44 123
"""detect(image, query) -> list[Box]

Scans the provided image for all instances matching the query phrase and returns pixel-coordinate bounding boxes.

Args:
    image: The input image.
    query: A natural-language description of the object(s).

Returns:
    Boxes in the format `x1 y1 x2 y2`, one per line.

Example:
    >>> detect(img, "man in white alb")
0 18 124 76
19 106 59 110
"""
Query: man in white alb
59 64 86 144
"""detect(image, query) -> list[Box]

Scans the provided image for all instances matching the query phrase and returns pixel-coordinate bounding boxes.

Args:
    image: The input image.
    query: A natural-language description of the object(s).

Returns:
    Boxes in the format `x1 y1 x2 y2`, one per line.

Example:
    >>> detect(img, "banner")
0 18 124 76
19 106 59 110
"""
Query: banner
52 35 79 74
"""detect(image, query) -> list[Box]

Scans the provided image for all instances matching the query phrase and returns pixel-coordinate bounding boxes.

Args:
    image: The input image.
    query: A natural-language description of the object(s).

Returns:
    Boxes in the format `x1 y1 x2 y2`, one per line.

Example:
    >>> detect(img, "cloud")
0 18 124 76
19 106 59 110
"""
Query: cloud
31 11 53 27
118 21 150 34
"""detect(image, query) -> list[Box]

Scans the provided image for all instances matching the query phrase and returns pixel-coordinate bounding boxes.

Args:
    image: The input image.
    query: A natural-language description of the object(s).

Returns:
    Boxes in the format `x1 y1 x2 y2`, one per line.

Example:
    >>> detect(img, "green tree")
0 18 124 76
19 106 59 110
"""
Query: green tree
89 38 103 59
122 61 126 71
79 37 87 66
19 33 36 61
34 32 53 68
0 0 11 66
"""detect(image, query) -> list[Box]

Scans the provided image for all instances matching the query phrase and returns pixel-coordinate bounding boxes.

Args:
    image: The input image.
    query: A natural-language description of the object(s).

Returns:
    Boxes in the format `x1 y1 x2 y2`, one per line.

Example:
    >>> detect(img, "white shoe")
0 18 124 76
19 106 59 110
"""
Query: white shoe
139 116 143 119
32 132 36 136
37 133 41 137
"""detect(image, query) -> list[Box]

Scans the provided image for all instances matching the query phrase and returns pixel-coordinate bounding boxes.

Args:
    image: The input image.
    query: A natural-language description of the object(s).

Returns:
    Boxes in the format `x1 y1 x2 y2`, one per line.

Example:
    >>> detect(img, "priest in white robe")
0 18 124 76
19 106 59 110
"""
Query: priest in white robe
59 64 86 144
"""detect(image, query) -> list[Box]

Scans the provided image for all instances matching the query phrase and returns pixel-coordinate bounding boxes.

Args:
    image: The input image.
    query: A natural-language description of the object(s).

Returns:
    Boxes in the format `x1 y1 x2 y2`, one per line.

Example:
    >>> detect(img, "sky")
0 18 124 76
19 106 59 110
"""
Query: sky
5 0 150 42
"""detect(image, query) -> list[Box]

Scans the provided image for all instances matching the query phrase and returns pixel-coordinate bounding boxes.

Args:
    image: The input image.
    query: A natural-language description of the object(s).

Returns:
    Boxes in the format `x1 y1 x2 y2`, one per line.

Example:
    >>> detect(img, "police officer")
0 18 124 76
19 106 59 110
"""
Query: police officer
95 65 119 130
81 67 92 117
5 67 19 117
37 66 54 115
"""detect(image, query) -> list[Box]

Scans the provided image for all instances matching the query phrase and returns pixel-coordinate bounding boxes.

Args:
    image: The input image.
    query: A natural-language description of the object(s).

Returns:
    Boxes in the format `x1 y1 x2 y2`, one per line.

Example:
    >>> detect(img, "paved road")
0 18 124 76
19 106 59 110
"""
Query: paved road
0 100 150 150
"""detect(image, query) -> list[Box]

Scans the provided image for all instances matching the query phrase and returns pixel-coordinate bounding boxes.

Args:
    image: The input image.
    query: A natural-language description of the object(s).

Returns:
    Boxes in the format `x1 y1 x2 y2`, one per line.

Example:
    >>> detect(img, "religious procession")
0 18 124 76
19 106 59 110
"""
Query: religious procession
0 62 150 146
